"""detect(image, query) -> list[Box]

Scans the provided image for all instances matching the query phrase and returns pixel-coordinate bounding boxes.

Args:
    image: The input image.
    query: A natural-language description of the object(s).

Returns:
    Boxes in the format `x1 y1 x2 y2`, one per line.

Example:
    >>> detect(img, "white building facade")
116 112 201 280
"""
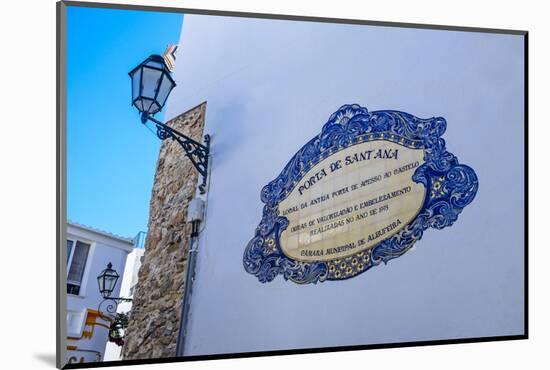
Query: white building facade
104 232 146 361
65 222 134 365
164 15 525 356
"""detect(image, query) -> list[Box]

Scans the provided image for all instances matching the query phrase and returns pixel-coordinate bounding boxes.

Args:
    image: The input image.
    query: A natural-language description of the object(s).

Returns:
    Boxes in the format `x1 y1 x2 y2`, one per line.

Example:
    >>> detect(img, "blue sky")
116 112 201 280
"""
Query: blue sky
67 6 183 238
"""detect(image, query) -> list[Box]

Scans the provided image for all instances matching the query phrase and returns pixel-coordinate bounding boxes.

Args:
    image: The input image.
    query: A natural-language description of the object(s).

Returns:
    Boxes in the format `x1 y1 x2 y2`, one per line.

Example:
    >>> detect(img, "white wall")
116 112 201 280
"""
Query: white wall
167 13 524 356
104 246 145 361
65 224 133 365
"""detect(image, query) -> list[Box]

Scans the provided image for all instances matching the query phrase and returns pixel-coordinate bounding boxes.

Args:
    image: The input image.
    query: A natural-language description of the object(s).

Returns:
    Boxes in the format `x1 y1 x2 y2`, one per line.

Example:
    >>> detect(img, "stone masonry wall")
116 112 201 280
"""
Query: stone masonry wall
122 102 206 360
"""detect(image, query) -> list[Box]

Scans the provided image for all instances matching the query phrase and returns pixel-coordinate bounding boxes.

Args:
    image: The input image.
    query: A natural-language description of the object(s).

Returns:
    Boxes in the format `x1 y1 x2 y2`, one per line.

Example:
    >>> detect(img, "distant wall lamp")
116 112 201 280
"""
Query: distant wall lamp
129 54 210 194
97 262 132 319
97 263 132 346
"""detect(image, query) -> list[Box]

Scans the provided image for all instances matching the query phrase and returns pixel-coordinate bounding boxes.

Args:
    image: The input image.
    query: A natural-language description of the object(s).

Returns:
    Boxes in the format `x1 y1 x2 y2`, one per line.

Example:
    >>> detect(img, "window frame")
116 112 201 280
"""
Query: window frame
66 237 93 297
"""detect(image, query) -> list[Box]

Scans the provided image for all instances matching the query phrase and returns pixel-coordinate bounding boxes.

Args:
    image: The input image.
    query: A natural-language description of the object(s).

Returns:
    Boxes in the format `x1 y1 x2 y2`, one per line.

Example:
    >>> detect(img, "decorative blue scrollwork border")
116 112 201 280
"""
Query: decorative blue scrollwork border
243 104 478 284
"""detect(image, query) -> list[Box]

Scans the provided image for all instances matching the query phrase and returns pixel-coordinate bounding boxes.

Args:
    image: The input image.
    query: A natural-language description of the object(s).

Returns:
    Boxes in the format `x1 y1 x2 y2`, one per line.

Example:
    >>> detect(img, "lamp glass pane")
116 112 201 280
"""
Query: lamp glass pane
97 274 105 292
134 99 143 111
131 68 142 100
156 75 175 108
105 273 118 292
141 98 154 113
149 102 161 114
141 67 162 99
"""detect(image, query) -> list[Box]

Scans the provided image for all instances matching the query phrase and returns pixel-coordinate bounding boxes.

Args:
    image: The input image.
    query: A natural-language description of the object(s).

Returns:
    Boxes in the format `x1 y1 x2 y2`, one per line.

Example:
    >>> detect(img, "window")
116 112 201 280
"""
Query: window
66 239 91 296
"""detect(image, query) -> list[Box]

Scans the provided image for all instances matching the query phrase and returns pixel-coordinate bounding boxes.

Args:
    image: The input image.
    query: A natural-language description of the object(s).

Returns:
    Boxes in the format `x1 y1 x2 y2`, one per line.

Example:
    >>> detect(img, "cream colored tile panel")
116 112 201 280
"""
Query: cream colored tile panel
278 140 425 261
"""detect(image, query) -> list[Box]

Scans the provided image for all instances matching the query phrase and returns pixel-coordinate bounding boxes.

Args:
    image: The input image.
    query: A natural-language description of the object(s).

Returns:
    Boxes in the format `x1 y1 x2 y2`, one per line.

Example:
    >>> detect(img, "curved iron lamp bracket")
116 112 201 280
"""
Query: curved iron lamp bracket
143 113 210 194
97 297 133 321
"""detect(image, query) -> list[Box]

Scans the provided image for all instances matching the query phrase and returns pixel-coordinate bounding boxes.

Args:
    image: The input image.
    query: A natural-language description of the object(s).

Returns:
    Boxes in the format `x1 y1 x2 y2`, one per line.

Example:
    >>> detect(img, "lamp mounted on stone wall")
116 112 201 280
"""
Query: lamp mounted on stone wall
96 262 133 347
129 54 210 194
96 262 132 320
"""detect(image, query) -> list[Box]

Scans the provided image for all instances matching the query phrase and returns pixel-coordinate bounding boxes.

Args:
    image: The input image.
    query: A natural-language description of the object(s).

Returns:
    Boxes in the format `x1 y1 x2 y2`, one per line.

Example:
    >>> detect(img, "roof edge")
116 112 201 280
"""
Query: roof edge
67 220 134 245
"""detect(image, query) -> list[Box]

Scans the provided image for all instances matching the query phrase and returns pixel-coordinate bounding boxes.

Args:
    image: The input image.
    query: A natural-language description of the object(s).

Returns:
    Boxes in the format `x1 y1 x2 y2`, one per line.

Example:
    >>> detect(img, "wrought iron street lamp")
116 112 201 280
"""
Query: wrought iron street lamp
129 54 210 194
97 262 120 299
96 263 132 319
96 263 133 347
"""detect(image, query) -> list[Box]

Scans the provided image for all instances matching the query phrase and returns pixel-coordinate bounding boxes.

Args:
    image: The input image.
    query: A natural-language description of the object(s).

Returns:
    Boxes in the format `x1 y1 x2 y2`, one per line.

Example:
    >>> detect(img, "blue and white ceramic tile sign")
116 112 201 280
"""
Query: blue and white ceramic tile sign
243 104 478 284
